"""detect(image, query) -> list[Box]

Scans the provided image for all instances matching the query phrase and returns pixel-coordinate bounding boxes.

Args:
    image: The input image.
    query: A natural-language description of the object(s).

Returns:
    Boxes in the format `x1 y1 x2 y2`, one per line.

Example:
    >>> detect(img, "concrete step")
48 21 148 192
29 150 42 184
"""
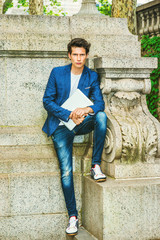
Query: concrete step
67 227 98 240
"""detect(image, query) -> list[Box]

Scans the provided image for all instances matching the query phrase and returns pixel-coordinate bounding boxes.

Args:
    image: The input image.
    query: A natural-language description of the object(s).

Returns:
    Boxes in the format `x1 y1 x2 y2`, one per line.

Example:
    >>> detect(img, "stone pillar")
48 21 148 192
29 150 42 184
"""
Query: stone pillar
76 0 101 16
94 57 160 179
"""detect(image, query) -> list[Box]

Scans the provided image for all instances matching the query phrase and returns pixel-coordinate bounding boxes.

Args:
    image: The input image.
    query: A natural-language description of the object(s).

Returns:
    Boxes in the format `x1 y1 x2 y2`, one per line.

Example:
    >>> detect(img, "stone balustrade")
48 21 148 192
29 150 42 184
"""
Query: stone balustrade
136 0 160 37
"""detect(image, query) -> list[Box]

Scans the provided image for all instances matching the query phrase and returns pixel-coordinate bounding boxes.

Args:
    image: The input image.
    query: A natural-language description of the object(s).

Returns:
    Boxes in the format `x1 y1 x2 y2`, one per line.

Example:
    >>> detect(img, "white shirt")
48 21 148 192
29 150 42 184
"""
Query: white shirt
59 72 82 126
69 72 81 97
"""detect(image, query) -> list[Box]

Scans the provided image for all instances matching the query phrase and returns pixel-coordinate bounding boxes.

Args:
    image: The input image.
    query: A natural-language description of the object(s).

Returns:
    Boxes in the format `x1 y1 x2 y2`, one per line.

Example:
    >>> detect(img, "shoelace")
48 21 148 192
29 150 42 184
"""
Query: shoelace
93 165 103 175
68 217 77 228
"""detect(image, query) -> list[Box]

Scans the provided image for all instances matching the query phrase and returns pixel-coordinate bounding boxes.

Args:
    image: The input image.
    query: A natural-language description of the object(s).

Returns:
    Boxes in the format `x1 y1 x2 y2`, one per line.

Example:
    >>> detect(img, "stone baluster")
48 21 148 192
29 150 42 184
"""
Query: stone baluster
138 12 145 36
154 8 160 36
144 11 150 35
149 10 154 36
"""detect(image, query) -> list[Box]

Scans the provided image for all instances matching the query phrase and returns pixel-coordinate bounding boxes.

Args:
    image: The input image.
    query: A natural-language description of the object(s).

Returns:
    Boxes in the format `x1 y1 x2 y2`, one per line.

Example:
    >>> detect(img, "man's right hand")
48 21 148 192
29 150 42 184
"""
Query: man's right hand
69 114 85 125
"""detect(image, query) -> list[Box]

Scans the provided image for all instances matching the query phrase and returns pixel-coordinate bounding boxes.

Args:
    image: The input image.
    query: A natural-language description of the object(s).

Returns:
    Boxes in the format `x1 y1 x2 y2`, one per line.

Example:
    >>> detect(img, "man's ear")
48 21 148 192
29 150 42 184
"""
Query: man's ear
68 53 71 60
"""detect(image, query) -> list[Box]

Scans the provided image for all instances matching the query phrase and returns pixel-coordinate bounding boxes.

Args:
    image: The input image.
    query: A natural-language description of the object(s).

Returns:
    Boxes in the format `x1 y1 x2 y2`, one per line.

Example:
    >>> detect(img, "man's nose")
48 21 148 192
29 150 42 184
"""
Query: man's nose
77 55 81 60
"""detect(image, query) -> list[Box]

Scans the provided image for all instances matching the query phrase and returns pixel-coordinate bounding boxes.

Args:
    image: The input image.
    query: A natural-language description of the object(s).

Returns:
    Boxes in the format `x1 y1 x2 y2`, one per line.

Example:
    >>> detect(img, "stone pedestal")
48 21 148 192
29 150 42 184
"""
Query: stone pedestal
82 176 160 240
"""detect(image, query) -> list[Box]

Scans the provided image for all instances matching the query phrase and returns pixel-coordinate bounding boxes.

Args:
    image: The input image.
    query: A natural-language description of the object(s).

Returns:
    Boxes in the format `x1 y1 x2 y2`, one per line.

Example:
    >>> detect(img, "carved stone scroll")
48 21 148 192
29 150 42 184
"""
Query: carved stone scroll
100 76 158 165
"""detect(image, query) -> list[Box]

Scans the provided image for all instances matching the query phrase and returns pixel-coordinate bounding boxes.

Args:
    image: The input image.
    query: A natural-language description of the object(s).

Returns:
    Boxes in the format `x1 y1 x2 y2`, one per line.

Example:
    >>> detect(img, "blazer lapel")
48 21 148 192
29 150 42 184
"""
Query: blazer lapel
64 64 72 99
77 65 88 91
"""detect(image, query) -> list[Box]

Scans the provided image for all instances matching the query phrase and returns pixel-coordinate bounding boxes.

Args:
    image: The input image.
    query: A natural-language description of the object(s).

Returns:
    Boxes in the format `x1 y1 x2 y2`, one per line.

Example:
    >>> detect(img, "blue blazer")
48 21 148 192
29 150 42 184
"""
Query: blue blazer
42 64 105 137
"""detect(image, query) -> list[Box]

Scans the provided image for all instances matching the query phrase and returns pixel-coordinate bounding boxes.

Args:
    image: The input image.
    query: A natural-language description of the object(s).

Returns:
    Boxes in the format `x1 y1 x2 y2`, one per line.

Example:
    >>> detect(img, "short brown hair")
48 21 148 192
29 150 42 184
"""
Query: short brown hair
67 38 91 55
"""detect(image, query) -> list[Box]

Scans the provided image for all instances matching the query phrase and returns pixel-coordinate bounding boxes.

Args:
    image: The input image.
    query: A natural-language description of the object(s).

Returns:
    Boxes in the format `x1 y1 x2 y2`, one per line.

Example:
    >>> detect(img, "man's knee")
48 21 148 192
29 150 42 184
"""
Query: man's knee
61 167 72 180
95 111 107 128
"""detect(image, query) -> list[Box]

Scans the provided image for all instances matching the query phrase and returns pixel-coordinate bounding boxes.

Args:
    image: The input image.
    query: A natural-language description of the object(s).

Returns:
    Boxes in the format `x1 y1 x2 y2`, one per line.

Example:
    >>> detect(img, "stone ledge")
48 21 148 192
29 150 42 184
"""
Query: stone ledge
0 50 68 58
67 227 98 240
102 160 160 179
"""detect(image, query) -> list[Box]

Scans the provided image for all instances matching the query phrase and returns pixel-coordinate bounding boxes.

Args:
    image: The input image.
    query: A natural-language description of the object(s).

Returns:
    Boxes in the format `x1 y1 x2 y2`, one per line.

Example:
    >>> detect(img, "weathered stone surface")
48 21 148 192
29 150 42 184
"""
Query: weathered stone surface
0 176 10 217
82 176 160 240
9 173 81 216
0 15 140 58
0 214 68 240
0 126 89 145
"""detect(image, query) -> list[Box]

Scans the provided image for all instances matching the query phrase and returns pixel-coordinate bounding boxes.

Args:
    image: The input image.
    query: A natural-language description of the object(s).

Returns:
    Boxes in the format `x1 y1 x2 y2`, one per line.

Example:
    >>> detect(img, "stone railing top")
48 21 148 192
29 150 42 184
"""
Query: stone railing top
136 0 160 12
94 57 158 70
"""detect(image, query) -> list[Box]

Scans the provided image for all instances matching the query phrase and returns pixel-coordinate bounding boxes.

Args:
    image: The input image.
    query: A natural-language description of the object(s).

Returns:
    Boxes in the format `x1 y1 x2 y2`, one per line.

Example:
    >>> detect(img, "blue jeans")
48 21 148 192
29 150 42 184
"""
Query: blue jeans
51 112 107 218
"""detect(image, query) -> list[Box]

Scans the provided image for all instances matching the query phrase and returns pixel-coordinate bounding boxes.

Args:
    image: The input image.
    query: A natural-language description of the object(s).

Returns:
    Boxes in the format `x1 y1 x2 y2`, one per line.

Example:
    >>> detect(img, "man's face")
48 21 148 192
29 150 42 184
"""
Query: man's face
68 47 88 70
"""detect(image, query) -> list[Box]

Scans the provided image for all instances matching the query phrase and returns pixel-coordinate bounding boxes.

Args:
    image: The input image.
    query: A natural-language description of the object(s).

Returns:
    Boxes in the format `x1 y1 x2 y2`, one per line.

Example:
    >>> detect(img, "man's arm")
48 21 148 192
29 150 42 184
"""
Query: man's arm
89 72 105 114
43 69 71 122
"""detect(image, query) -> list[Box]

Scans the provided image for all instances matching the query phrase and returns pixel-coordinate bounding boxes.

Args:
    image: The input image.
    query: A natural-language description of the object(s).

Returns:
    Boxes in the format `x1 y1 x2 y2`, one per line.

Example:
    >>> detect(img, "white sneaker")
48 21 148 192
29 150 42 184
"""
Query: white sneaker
91 164 107 182
66 216 78 236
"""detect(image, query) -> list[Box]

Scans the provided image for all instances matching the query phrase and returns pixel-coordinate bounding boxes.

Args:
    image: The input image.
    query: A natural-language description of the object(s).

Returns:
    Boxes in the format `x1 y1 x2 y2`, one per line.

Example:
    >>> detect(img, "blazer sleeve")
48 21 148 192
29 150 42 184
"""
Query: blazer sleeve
89 72 105 114
43 69 71 122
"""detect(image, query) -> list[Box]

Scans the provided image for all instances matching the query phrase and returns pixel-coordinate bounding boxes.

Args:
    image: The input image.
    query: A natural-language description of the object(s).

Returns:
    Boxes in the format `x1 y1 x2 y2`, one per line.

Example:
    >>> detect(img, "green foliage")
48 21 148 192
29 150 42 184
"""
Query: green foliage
18 0 28 8
43 0 67 16
141 35 160 118
3 0 67 15
97 0 111 16
3 0 13 14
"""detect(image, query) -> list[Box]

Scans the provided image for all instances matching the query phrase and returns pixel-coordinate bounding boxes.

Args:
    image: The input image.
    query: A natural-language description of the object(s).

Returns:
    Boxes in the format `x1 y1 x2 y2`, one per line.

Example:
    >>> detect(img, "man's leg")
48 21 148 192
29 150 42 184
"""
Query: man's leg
74 111 107 167
51 126 78 218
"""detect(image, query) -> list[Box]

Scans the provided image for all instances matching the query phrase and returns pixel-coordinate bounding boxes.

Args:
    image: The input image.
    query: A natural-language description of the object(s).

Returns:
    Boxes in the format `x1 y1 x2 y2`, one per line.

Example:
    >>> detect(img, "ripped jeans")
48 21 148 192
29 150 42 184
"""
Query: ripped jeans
51 112 107 218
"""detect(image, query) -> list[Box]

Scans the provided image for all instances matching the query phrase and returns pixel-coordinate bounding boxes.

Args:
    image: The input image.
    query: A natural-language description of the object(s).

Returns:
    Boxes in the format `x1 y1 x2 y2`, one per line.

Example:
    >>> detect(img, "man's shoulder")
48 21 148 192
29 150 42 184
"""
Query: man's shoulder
85 65 98 78
51 64 71 74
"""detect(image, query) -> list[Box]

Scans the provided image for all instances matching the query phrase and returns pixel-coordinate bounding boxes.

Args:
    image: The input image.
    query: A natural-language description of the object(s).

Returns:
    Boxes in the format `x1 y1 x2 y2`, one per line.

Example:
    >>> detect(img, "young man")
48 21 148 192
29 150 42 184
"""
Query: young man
42 38 107 236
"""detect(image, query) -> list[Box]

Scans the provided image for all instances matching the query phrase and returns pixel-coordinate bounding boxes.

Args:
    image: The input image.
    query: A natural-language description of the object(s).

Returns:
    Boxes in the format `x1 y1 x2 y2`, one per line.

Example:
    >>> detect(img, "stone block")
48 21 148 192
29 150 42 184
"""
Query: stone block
0 145 56 161
0 214 68 240
0 58 6 126
0 176 10 217
2 173 81 216
82 176 160 240
0 126 89 146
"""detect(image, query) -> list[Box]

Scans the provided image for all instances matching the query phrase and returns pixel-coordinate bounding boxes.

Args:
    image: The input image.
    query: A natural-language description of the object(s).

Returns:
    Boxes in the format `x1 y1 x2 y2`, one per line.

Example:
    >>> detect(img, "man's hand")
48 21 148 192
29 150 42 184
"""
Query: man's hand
70 115 85 125
69 107 94 125
70 107 93 119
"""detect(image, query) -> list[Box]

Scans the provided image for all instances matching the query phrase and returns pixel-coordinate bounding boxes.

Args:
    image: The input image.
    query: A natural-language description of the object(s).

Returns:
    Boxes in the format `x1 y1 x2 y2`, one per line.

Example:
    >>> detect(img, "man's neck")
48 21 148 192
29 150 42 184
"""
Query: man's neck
71 65 84 75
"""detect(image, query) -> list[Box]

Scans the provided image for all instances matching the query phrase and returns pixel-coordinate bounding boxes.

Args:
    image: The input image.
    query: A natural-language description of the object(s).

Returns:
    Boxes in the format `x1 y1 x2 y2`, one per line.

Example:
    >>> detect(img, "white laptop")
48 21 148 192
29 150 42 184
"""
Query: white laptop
60 89 93 130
